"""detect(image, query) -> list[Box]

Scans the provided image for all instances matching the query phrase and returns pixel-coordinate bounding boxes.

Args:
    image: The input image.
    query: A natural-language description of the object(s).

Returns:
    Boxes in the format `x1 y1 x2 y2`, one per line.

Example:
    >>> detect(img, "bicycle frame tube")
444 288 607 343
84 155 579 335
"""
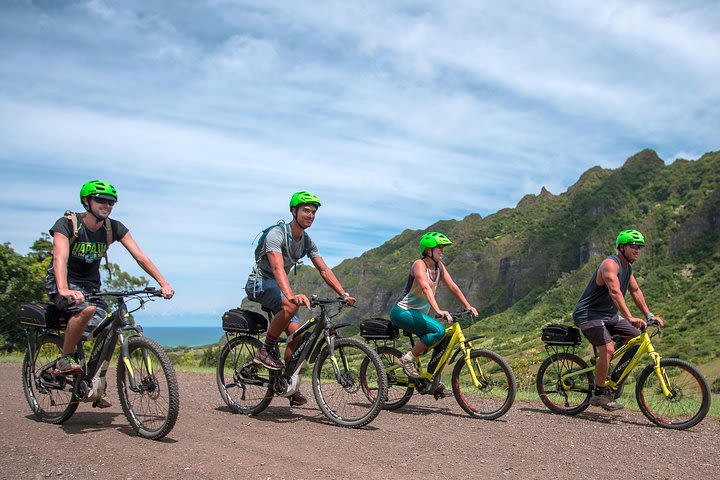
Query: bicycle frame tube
558 330 670 395
424 323 464 378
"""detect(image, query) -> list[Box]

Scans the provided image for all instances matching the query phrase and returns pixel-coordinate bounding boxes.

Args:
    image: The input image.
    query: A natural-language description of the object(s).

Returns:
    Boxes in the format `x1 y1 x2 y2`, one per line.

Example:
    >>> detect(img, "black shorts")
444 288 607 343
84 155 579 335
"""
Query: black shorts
577 315 640 347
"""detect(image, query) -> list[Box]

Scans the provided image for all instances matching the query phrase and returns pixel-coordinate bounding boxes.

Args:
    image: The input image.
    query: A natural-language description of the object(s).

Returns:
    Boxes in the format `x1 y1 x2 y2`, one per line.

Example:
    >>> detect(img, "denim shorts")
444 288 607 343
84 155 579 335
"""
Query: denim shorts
245 275 300 324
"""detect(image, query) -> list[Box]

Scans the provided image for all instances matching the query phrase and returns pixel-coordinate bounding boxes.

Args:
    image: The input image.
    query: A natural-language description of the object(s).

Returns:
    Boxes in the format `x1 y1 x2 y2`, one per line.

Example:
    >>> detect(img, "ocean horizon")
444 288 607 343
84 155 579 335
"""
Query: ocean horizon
141 326 225 348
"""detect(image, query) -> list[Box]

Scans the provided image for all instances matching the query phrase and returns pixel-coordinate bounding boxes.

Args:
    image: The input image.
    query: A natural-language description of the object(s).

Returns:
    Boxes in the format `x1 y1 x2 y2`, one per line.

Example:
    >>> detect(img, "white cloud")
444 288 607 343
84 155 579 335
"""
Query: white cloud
1 0 718 318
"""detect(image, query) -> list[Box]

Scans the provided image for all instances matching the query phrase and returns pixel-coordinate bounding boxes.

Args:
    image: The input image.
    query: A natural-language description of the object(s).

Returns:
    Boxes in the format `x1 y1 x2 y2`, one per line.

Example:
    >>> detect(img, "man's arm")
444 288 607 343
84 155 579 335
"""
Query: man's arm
310 256 355 305
599 259 645 328
628 274 665 326
52 232 86 303
119 232 174 298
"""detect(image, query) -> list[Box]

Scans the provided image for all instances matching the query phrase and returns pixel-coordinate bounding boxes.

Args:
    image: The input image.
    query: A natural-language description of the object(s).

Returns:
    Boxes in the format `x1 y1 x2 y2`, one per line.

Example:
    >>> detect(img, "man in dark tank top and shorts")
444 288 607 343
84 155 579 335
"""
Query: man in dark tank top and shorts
572 230 664 410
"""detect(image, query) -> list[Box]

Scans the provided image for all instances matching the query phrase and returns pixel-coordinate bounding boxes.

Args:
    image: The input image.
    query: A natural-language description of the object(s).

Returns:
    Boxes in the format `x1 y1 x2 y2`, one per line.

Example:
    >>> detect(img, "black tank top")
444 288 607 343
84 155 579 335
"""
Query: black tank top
572 255 632 324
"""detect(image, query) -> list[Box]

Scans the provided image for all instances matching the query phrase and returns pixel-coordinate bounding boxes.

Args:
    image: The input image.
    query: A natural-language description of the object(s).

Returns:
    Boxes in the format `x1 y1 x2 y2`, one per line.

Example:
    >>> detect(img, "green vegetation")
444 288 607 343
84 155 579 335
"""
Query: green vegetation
2 149 719 416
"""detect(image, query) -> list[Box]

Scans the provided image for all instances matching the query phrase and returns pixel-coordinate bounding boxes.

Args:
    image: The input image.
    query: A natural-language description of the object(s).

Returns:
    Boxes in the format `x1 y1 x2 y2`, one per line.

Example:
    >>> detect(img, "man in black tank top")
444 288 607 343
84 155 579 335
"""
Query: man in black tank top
572 230 664 411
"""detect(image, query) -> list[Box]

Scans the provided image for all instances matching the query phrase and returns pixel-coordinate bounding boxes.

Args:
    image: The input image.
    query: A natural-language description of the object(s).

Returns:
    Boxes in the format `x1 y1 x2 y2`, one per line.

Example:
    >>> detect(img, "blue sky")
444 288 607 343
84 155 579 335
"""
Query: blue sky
1 1 718 326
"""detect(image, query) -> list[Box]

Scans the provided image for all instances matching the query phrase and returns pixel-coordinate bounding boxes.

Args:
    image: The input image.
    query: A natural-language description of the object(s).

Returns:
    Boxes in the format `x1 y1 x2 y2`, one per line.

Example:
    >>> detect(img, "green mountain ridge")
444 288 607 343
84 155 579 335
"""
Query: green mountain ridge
244 149 720 369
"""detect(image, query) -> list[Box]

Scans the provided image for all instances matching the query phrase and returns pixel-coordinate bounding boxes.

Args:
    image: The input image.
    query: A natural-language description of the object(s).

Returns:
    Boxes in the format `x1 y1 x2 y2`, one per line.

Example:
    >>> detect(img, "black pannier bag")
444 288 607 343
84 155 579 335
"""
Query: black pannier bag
222 308 268 334
17 302 70 329
541 323 582 346
360 318 399 340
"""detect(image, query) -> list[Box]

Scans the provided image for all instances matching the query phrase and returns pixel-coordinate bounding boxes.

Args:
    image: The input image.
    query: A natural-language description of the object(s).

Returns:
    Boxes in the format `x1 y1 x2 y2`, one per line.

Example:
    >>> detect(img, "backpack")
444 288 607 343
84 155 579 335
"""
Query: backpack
253 220 311 274
64 210 114 281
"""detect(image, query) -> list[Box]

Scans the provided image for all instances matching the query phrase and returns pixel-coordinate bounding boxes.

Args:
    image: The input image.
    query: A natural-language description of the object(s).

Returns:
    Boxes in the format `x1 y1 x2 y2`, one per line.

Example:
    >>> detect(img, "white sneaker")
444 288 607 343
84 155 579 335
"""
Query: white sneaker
398 354 420 378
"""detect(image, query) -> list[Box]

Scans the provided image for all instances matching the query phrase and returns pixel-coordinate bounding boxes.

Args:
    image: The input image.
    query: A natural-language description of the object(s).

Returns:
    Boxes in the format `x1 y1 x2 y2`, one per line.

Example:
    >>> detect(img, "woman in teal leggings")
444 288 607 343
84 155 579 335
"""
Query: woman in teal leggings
390 232 478 378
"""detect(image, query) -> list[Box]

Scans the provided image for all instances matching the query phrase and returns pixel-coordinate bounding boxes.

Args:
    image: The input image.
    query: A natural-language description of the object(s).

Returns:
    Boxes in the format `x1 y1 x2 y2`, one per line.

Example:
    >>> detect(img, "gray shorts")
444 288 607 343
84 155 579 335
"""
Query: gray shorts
50 283 108 328
577 315 640 347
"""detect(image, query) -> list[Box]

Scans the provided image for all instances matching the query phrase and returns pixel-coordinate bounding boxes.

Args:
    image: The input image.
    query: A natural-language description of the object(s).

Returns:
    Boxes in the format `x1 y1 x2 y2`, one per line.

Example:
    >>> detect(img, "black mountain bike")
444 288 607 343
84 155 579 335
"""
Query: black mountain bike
20 288 180 440
217 296 388 428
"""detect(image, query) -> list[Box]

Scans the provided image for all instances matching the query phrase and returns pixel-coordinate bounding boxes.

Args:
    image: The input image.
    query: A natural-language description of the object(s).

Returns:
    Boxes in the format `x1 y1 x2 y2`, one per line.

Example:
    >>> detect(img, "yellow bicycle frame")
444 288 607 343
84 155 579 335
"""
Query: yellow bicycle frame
415 322 484 388
561 327 673 397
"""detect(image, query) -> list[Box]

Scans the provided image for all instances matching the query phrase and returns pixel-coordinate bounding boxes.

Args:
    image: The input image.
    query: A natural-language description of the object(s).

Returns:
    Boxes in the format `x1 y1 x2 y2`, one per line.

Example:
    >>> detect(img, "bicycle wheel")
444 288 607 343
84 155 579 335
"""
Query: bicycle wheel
217 335 273 415
359 346 413 410
535 352 592 415
635 358 711 430
452 349 516 420
22 334 79 424
312 338 387 428
116 336 180 440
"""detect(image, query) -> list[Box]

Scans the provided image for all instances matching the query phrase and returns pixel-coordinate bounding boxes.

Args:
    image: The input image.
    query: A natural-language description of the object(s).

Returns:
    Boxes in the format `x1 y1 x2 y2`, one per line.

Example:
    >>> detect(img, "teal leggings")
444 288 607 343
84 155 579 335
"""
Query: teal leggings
390 305 445 347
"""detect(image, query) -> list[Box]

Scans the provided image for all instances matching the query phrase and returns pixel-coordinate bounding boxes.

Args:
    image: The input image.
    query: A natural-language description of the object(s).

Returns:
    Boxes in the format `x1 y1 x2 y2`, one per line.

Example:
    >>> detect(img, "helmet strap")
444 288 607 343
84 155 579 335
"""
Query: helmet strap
84 197 106 223
618 246 632 264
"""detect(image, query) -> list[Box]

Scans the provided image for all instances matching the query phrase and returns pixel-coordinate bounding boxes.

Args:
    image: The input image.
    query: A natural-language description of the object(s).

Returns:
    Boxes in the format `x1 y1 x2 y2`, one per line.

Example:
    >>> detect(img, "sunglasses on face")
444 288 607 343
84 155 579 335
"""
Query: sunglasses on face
92 197 116 206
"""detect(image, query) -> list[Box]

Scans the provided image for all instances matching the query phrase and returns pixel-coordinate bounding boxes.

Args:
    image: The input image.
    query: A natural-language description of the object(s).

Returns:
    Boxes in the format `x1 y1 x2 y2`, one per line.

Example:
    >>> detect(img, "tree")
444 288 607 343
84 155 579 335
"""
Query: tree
1 236 150 352
0 242 48 351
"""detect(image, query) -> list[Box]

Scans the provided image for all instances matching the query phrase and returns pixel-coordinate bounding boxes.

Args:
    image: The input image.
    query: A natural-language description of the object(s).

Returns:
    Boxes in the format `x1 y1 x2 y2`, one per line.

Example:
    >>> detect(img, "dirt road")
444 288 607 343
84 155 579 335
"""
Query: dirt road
1 363 718 479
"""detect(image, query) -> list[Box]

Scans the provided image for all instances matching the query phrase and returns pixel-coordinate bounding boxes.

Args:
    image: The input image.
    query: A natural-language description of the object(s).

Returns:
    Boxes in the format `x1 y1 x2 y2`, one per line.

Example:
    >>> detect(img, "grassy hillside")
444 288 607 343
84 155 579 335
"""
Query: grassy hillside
269 149 719 373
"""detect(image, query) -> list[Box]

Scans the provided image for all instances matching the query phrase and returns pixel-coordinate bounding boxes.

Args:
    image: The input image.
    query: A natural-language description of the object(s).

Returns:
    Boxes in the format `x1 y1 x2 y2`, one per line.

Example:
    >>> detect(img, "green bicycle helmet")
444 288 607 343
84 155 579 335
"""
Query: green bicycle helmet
80 180 118 202
616 229 645 248
289 191 321 211
420 231 453 255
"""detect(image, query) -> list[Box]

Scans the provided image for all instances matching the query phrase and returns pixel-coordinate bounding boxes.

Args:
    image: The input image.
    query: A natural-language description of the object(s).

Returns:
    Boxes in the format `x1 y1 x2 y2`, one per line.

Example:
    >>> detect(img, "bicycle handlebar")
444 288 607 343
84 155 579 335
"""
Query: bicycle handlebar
309 295 354 308
435 309 474 320
88 287 163 298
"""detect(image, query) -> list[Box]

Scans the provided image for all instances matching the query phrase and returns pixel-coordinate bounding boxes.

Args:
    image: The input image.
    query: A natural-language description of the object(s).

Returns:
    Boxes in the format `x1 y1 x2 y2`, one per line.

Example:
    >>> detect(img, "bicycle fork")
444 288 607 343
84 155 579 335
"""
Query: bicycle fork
324 334 353 387
119 334 153 393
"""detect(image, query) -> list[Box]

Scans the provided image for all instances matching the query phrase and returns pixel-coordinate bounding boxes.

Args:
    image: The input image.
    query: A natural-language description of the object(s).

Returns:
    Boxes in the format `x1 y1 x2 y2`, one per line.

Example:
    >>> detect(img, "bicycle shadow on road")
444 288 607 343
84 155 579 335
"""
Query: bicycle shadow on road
26 411 179 443
379 400 510 422
213 404 381 430
518 406 656 429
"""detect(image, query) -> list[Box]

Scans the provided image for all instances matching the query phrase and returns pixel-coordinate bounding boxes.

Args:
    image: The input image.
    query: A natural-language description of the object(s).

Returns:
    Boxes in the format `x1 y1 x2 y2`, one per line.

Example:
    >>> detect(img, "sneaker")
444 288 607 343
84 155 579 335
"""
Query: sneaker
433 382 452 400
92 397 112 409
589 387 624 411
397 354 420 378
289 391 308 407
253 346 285 371
54 355 82 375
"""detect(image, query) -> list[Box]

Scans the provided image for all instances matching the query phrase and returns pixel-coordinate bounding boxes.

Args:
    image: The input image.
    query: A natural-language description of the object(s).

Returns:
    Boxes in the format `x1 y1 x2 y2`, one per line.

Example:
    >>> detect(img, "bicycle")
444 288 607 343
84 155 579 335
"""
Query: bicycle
359 310 516 420
216 296 388 428
19 288 180 440
535 321 711 430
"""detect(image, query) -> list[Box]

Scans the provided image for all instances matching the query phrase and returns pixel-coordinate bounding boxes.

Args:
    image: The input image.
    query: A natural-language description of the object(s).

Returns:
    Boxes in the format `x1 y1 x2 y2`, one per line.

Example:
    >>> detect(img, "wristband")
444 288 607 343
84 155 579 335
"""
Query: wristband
646 312 655 320
342 292 351 297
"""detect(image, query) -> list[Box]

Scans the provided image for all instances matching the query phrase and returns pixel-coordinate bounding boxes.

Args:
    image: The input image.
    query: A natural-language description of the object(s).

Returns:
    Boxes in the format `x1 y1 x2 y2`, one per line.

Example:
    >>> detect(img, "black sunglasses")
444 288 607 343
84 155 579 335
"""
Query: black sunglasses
92 197 116 206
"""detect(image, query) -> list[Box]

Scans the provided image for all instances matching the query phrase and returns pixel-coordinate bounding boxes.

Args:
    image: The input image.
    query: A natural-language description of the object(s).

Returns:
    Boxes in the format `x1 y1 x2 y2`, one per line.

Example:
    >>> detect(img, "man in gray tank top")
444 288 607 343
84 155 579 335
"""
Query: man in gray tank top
572 229 664 410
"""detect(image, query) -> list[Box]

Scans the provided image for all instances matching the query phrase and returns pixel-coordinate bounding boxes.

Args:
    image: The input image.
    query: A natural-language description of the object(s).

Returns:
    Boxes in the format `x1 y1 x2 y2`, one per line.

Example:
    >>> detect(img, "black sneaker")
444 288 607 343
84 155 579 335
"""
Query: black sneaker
253 346 285 371
433 382 452 400
54 355 82 375
289 391 308 407
92 397 112 409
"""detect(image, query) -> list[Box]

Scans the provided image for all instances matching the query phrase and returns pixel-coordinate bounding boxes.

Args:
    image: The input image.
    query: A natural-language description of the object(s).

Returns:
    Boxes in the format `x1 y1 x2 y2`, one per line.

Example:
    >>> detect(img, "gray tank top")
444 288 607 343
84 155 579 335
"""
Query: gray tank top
572 255 632 324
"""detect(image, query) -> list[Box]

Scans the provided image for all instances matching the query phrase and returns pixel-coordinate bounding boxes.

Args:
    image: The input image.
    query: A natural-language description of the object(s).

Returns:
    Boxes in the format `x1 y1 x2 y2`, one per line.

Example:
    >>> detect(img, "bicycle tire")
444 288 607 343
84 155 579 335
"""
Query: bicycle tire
312 337 387 428
359 346 414 410
216 335 273 415
535 352 592 415
22 334 79 424
451 349 516 420
635 358 711 430
116 336 180 440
